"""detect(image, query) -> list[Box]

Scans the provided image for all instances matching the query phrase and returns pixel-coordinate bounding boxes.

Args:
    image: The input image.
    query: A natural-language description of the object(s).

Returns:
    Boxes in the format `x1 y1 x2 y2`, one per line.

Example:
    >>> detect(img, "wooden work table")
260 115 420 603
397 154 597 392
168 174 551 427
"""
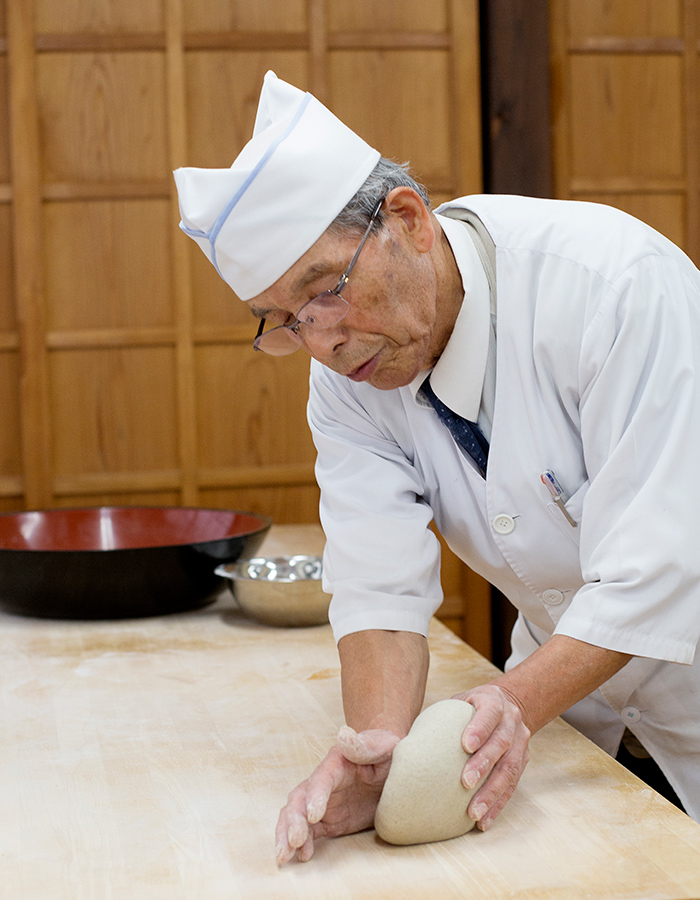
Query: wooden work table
2 525 700 899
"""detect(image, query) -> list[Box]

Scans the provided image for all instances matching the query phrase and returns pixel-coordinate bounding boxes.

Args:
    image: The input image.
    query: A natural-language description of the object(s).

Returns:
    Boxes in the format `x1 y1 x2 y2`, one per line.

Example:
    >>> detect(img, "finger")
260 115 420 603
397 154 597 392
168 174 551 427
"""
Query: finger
460 697 507 754
305 750 349 823
275 808 306 865
296 831 316 863
336 726 400 764
468 740 530 828
275 782 314 863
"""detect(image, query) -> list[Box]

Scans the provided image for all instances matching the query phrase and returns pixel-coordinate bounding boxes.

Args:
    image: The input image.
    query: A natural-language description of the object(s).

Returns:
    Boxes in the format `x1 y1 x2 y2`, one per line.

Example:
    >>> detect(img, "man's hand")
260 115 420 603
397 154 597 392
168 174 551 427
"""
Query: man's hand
453 634 633 831
452 684 531 832
275 726 401 864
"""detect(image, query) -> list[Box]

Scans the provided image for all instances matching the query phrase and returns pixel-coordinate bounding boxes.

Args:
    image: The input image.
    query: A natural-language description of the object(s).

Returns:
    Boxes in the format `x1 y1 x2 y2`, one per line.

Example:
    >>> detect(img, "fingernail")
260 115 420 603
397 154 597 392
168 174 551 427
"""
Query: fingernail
463 769 479 789
463 731 479 754
472 802 489 821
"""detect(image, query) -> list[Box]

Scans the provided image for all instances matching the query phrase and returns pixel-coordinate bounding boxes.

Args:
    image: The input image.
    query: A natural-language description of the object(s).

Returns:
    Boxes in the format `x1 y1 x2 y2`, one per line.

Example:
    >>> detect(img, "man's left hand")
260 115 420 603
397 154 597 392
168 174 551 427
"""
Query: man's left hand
451 683 531 831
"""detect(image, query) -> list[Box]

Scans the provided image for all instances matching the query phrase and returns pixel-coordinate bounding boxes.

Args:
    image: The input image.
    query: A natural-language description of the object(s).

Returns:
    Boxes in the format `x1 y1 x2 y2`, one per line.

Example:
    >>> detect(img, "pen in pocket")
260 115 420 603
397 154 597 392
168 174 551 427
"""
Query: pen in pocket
540 470 577 527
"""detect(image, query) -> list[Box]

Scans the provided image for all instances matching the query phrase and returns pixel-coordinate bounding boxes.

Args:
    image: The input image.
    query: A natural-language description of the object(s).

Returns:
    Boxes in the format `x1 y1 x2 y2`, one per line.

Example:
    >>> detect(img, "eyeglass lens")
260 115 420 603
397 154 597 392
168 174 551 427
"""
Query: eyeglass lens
253 196 384 356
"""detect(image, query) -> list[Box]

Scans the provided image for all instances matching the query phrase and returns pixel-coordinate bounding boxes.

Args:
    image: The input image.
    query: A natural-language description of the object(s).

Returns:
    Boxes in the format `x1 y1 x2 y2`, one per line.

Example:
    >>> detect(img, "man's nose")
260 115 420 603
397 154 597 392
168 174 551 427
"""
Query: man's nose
301 323 347 360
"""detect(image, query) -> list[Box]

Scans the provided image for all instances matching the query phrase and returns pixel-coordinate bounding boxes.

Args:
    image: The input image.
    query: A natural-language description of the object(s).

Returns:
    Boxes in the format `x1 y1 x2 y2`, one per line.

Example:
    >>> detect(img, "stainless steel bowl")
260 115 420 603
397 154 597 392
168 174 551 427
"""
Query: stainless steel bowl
216 555 330 627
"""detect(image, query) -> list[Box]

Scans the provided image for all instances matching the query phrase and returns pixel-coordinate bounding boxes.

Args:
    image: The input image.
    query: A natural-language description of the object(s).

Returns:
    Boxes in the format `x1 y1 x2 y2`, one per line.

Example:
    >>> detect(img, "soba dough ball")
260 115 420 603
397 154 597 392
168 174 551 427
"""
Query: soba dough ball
374 699 479 845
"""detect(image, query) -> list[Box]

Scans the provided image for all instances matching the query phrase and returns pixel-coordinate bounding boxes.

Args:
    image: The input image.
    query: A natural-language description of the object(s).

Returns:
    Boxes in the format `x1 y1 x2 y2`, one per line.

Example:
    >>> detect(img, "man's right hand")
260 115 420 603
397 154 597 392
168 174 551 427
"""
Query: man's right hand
274 726 401 864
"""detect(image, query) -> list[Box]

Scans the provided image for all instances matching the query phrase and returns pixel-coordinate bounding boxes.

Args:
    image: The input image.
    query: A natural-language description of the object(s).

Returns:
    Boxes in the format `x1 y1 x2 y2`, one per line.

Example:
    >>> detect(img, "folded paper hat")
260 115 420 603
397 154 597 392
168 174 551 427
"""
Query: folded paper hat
173 71 380 301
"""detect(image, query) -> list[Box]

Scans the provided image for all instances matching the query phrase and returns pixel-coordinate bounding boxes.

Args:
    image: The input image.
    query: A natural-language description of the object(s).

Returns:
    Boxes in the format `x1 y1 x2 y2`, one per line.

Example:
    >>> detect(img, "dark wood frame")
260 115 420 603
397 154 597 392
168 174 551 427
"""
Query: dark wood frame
480 0 552 198
479 0 552 665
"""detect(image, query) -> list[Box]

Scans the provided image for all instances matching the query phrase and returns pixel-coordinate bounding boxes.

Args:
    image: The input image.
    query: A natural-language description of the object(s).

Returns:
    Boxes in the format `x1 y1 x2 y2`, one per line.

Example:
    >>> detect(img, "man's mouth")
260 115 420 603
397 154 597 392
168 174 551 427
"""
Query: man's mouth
346 353 381 382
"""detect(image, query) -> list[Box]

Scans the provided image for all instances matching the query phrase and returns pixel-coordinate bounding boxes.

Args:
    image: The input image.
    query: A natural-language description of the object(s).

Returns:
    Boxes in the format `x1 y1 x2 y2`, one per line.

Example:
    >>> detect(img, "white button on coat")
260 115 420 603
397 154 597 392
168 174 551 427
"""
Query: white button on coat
621 706 642 724
542 589 565 606
493 514 515 535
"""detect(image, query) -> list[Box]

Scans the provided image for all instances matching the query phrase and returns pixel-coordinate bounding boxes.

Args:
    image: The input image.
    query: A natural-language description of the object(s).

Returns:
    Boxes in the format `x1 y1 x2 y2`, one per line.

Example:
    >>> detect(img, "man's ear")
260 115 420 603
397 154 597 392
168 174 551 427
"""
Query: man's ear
382 186 436 253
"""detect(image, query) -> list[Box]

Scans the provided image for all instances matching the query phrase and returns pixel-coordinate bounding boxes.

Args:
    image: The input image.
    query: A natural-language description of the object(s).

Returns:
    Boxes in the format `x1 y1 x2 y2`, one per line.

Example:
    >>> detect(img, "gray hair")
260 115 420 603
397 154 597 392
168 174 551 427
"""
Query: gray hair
329 157 431 236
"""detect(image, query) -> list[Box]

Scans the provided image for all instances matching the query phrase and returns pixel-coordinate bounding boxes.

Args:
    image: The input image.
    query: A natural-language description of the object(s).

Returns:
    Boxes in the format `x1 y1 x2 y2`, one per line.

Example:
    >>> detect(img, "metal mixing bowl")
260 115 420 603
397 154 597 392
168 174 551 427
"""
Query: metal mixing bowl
216 555 330 627
0 506 272 620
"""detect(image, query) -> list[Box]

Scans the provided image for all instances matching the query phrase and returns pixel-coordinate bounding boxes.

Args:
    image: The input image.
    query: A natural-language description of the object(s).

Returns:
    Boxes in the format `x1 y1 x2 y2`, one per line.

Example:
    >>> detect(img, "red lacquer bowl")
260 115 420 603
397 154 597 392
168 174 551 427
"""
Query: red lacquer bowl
0 506 272 619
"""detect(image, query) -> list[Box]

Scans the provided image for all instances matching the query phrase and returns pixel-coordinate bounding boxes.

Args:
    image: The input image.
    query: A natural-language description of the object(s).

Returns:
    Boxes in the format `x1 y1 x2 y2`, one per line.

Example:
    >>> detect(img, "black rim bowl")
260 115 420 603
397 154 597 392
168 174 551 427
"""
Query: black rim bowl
0 506 273 620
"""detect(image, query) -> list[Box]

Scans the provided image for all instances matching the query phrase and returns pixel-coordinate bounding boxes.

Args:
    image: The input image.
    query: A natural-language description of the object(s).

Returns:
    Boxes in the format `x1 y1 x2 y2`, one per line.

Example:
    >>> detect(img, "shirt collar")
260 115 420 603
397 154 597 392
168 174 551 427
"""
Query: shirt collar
407 211 491 419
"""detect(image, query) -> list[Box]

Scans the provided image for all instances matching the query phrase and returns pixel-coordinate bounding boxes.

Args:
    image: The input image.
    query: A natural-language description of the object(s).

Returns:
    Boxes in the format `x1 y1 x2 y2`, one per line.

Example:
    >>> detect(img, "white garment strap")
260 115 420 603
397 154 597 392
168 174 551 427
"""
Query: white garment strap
440 206 497 314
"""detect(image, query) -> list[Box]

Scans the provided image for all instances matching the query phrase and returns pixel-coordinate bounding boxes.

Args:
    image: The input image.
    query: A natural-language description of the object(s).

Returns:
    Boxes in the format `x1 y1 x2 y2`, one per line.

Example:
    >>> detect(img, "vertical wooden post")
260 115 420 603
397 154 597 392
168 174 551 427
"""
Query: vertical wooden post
164 0 199 506
547 0 571 200
449 0 483 196
6 0 52 509
480 0 552 197
308 0 328 102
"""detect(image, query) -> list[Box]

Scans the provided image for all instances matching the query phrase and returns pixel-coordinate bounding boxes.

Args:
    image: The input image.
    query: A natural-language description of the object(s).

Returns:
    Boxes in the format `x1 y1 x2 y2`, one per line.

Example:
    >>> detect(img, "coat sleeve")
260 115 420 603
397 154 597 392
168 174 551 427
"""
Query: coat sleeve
554 250 700 664
307 361 444 643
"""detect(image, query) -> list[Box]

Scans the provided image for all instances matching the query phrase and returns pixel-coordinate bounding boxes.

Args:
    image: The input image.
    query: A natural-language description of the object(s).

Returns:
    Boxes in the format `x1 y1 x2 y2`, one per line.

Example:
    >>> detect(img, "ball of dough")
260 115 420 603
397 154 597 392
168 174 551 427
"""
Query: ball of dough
374 699 479 845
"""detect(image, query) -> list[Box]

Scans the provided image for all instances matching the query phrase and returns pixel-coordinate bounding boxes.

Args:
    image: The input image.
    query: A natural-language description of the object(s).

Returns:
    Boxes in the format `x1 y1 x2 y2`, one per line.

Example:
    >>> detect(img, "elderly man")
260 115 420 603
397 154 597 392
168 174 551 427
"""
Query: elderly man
175 72 700 863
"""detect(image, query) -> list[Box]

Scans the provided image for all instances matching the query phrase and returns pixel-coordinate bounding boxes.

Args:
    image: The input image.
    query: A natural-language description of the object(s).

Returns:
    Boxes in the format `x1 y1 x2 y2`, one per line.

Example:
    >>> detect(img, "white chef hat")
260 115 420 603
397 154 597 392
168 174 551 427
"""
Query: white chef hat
173 71 380 301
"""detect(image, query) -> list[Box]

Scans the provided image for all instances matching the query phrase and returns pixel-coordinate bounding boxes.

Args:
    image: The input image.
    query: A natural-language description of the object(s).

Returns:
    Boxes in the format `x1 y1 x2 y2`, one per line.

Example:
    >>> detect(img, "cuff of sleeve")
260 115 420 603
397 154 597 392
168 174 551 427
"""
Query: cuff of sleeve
328 590 440 645
554 614 697 666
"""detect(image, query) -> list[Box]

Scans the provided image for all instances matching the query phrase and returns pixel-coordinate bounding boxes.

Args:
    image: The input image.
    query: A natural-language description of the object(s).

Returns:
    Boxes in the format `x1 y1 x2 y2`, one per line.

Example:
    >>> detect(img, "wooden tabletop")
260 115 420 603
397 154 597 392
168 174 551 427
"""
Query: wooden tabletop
2 525 700 899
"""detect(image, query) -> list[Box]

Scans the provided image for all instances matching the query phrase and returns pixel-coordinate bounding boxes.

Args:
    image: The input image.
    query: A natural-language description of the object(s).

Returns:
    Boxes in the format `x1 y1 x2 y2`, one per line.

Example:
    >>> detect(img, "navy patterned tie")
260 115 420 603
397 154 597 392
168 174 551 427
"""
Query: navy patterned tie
421 377 489 476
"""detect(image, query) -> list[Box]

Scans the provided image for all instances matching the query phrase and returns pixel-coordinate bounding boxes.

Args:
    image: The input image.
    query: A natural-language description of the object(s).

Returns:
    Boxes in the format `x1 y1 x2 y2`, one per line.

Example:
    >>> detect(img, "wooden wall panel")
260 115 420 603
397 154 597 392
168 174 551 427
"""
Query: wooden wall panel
0 0 489 655
328 0 447 31
35 0 162 34
43 200 173 332
194 345 315 470
0 205 14 331
48 347 179 478
0 352 22 485
37 54 168 182
567 1 681 39
569 55 684 181
550 0 698 261
182 1 307 33
0 58 10 183
200 485 321 524
330 51 452 188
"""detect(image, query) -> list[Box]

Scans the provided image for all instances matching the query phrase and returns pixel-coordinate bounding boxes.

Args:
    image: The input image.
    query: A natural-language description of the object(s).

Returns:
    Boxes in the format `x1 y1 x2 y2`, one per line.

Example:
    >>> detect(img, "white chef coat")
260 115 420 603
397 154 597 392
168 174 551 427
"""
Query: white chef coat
307 194 700 820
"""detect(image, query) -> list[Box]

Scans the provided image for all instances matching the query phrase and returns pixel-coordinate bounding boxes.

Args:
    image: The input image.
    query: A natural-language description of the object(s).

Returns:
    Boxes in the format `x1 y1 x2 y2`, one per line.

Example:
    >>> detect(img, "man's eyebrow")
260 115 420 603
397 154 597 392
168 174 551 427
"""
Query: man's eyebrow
290 262 338 294
249 262 340 319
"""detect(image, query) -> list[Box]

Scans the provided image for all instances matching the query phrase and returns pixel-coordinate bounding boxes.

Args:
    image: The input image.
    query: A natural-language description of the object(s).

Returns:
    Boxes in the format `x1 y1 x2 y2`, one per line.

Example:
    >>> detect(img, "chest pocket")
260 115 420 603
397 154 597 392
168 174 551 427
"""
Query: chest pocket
546 479 589 546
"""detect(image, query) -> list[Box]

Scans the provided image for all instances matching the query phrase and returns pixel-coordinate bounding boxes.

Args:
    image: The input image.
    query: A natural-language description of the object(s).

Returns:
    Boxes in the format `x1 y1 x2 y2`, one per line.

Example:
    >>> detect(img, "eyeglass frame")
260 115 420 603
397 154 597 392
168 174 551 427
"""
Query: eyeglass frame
253 195 386 355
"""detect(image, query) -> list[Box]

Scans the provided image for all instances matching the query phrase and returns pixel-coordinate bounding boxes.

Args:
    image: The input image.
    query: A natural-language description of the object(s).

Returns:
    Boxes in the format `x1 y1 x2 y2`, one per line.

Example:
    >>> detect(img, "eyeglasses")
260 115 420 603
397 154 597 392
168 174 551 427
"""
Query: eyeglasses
253 196 385 356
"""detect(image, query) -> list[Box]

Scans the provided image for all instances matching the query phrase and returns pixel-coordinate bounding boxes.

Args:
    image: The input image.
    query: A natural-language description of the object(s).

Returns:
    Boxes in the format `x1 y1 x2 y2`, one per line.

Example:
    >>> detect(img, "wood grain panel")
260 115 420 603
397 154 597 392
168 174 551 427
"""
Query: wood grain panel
329 50 452 188
34 0 163 34
0 206 14 332
43 200 173 331
195 345 315 469
0 352 22 482
551 0 700 267
569 55 684 180
49 347 179 476
200 484 320 523
55 491 180 507
37 53 168 182
183 0 306 33
184 51 307 169
189 241 259 330
0 58 9 183
328 0 447 32
567 0 682 39
7 0 53 509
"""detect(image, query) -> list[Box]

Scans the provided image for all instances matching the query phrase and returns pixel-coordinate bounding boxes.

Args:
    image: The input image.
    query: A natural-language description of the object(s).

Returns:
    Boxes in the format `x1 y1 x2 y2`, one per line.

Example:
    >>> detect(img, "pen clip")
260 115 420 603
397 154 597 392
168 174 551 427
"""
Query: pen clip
540 470 577 528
